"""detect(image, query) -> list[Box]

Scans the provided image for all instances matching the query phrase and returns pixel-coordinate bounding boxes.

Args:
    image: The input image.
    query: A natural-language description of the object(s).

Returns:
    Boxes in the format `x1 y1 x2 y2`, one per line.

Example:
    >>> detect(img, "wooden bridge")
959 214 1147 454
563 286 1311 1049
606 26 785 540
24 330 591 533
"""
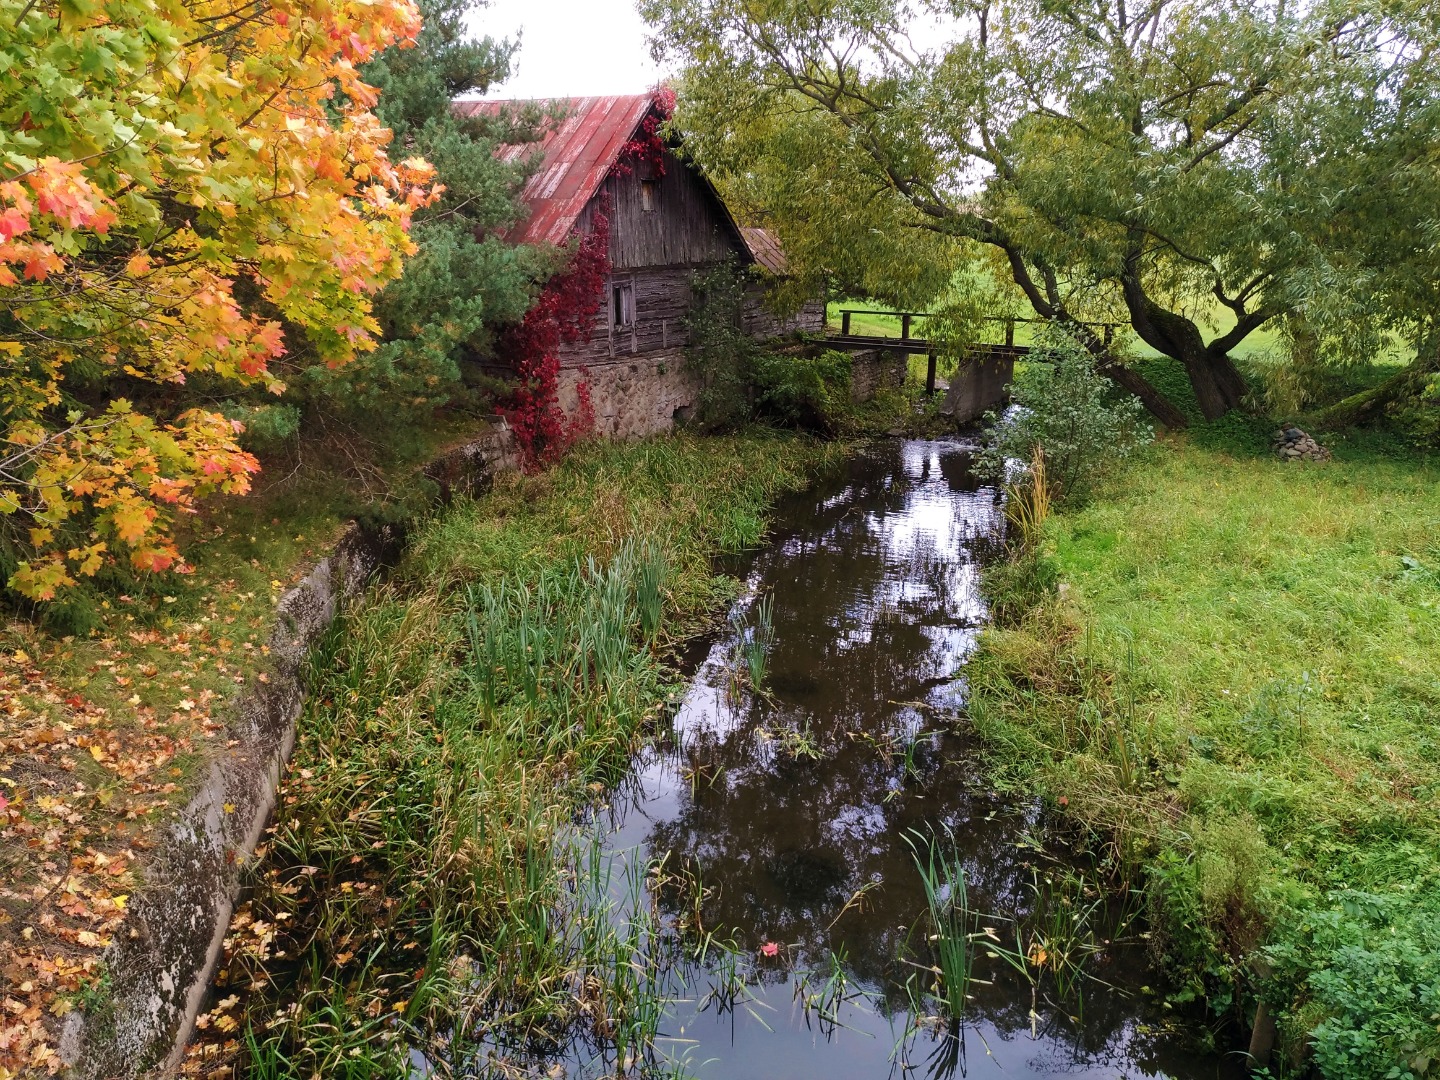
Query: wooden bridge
825 308 1121 395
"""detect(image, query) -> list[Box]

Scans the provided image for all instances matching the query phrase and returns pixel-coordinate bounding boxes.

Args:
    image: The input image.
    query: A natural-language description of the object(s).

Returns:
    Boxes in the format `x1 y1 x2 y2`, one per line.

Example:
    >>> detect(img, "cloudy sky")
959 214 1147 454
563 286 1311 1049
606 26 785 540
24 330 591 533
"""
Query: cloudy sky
471 0 668 99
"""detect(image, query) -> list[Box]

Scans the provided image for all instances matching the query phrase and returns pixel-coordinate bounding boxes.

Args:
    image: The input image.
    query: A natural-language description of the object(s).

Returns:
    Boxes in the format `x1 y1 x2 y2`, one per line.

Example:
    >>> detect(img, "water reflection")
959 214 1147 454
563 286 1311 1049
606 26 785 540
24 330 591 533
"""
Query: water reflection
595 440 1235 1080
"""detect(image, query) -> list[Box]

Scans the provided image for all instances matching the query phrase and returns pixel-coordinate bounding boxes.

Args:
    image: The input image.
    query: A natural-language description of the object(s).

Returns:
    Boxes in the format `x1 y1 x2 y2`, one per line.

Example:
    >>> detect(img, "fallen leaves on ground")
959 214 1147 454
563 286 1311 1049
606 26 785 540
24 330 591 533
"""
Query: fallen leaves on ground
0 590 269 1077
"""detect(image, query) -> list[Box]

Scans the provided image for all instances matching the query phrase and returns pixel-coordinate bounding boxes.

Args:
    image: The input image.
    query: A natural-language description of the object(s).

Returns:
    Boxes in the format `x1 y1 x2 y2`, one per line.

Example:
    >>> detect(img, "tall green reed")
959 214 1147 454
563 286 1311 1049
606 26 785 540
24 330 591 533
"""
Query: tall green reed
905 828 975 1020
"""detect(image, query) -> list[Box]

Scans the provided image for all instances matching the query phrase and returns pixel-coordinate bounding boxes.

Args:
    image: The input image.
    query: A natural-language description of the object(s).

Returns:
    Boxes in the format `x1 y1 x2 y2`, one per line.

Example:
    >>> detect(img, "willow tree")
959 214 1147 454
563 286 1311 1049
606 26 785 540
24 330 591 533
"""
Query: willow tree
642 0 1401 423
1273 0 1440 433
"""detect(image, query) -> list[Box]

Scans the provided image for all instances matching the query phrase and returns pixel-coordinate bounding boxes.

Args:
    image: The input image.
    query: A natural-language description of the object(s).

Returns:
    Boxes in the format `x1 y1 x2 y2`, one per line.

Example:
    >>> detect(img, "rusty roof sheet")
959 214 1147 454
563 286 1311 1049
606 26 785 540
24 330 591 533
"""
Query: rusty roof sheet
455 94 655 248
455 94 792 274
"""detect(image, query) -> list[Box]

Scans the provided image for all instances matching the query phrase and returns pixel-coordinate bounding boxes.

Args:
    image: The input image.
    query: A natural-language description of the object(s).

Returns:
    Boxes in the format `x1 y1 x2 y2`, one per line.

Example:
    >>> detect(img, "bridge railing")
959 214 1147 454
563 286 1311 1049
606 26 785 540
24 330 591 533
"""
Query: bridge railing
830 309 1124 347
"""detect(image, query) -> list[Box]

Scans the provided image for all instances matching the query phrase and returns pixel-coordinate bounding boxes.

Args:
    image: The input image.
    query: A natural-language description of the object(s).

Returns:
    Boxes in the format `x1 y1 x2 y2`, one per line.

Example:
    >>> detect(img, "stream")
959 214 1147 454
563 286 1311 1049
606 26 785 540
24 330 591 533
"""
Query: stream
523 439 1237 1079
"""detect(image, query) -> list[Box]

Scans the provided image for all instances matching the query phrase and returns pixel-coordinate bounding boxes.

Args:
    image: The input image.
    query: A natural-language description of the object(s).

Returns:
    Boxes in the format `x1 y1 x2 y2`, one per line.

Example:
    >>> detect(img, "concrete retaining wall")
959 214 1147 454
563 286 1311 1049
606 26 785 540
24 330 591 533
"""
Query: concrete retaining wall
59 420 518 1079
940 353 1015 424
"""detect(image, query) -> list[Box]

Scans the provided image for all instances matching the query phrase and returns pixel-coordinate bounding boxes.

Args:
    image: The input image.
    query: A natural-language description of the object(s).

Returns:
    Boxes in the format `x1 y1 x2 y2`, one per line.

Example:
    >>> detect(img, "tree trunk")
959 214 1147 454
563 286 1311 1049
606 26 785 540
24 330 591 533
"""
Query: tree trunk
999 260 1190 429
1098 356 1190 429
1311 348 1440 431
1179 346 1249 421
1120 253 1250 421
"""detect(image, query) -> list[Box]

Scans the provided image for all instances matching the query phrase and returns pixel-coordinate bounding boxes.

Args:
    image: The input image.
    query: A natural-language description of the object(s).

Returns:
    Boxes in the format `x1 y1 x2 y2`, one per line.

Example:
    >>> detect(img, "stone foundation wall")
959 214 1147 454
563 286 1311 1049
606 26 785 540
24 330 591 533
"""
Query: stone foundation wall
558 353 700 439
60 420 519 1079
849 349 909 403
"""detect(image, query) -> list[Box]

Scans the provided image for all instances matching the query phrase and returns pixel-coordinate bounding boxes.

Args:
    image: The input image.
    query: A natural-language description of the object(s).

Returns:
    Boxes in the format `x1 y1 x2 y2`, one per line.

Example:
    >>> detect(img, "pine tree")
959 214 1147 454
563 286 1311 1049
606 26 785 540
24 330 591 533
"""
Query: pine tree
304 0 551 421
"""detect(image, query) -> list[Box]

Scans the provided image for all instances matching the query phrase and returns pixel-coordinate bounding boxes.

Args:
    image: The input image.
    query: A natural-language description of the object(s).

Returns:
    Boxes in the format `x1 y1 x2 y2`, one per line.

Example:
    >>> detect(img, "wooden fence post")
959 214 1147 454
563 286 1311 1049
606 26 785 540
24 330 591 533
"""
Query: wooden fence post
841 310 851 337
1005 319 1015 347
926 354 937 395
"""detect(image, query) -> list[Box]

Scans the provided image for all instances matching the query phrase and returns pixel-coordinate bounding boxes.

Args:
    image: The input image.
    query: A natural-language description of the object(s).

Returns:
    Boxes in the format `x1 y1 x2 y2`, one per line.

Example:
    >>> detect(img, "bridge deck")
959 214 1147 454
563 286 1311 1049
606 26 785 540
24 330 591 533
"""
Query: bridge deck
823 307 1122 394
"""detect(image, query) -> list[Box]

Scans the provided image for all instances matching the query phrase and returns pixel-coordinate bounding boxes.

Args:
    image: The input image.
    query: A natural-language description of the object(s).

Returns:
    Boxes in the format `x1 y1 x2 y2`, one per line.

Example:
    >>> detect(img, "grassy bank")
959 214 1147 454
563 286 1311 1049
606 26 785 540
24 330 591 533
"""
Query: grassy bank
969 429 1440 1075
183 431 845 1077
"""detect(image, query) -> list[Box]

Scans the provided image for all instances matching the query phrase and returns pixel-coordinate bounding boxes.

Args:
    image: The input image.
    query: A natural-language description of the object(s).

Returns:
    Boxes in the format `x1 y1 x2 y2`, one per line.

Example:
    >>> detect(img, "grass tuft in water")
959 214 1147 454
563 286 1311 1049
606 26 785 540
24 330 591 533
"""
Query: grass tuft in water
732 591 776 689
905 827 975 1021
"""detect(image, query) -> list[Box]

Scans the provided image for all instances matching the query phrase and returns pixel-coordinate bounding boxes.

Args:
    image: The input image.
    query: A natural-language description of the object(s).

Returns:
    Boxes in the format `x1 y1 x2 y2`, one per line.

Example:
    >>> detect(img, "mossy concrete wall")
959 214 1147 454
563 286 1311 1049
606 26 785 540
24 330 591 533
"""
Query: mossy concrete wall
848 350 908 403
941 353 1015 424
58 420 518 1079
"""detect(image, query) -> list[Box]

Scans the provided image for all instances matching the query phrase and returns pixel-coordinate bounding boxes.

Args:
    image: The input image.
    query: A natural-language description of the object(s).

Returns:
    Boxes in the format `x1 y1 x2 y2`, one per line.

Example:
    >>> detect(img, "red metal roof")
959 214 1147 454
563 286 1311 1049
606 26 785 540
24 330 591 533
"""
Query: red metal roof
455 94 655 248
455 93 790 274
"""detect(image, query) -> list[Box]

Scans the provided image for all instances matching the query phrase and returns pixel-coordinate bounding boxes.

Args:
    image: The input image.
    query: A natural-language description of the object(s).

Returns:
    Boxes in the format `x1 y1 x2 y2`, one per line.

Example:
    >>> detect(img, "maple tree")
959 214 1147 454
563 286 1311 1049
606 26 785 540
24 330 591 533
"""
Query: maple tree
0 0 436 601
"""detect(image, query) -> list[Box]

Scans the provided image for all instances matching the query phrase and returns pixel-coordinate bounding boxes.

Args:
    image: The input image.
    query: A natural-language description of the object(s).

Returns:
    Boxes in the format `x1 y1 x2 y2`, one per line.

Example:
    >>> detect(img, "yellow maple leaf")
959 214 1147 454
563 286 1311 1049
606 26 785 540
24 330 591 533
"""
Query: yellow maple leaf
90 744 107 762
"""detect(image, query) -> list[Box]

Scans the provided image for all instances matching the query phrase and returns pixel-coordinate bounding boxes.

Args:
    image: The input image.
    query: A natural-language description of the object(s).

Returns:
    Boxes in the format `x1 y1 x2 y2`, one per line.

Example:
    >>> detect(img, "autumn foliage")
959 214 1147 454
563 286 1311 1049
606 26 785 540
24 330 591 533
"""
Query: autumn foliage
0 0 436 599
494 213 610 469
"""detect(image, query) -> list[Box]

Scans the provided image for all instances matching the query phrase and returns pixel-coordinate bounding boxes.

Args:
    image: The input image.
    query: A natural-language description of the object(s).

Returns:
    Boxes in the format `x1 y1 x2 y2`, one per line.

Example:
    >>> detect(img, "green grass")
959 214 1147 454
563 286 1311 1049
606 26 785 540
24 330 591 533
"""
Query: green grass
199 431 847 1076
968 423 1440 1074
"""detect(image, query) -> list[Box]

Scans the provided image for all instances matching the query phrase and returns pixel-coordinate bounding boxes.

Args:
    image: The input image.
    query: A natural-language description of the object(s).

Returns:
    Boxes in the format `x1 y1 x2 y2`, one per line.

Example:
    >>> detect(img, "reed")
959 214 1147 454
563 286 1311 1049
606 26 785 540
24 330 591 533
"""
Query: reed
1002 444 1051 552
906 828 974 1020
208 433 843 1078
733 591 776 688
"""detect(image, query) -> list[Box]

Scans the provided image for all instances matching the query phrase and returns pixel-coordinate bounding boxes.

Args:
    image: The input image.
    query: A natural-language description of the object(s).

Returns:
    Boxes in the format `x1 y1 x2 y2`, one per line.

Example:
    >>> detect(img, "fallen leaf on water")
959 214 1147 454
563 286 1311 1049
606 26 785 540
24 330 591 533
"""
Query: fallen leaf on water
759 941 780 957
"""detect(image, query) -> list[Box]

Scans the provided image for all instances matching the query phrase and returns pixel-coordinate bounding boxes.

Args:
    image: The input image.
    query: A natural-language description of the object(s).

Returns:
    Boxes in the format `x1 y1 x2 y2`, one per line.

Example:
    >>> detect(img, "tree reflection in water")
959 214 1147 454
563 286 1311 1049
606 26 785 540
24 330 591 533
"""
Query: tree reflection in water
592 441 1237 1080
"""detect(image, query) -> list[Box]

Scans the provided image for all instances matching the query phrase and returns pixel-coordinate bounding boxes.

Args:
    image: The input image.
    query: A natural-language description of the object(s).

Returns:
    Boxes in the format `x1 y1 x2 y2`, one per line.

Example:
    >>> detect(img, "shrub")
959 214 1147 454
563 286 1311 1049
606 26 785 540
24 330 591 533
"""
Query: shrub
751 349 852 431
686 262 851 432
687 261 757 430
977 331 1152 503
1267 889 1440 1079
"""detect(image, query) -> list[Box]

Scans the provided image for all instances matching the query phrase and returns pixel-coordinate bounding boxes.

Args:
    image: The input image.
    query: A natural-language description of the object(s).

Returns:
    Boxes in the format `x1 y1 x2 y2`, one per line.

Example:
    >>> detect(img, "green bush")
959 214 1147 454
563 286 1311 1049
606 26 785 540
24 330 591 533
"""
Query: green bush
221 403 302 454
1267 889 1440 1079
686 262 853 432
751 349 851 431
977 331 1152 502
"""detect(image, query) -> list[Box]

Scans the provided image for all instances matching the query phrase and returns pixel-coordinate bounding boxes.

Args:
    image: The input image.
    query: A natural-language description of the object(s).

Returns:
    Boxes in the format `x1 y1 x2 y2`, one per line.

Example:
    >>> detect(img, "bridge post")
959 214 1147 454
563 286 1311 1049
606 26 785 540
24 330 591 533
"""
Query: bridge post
901 313 912 341
926 354 937 395
841 310 851 336
1005 319 1015 347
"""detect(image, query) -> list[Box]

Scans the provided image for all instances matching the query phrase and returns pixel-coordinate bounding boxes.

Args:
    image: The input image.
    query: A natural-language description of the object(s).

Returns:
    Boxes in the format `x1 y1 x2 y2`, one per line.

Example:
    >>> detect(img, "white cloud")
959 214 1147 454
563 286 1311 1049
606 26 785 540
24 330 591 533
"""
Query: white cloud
470 0 668 100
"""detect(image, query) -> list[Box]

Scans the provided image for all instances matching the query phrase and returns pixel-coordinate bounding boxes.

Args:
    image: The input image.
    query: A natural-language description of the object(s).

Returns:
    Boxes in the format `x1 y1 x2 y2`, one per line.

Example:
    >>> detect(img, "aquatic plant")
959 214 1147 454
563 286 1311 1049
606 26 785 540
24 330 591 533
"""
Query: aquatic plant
733 591 776 688
905 828 975 1020
795 945 874 1036
764 719 821 762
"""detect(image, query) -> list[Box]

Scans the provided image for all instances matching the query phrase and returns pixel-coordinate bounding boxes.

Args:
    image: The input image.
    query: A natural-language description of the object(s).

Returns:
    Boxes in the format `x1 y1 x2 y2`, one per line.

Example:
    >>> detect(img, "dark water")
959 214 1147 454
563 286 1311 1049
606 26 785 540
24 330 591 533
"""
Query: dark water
586 439 1237 1080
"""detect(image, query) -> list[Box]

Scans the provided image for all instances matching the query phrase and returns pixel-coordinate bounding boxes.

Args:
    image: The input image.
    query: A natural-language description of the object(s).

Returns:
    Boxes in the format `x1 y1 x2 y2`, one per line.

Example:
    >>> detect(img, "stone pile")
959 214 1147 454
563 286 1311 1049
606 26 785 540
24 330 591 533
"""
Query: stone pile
1272 425 1331 462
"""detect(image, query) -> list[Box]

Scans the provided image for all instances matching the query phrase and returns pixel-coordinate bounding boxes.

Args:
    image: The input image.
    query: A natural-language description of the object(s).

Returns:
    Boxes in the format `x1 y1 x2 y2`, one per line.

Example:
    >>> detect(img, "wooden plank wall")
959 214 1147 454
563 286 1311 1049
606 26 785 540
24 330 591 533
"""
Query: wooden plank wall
575 148 742 270
557 274 825 368
554 150 824 369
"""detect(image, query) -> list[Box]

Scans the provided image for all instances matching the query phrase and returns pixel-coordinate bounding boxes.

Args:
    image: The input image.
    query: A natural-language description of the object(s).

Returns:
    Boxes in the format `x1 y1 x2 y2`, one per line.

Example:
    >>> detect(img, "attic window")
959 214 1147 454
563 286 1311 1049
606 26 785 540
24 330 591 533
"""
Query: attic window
640 179 656 212
612 281 635 328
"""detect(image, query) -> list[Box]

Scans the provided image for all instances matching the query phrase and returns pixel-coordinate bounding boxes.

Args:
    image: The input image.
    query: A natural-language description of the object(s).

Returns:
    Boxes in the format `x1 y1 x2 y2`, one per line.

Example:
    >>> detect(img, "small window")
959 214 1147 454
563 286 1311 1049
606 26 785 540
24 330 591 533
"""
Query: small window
612 281 635 328
640 179 656 212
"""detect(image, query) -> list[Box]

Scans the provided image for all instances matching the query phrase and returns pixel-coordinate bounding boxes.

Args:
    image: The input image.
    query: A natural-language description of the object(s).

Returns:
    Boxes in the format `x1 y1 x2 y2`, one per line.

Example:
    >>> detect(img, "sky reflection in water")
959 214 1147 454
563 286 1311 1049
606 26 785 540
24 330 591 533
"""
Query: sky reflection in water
590 440 1235 1080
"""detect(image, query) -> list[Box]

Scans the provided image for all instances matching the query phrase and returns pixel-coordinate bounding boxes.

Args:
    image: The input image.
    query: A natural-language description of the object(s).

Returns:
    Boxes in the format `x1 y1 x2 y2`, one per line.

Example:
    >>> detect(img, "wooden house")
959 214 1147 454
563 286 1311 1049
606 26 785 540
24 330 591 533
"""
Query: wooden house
456 92 823 437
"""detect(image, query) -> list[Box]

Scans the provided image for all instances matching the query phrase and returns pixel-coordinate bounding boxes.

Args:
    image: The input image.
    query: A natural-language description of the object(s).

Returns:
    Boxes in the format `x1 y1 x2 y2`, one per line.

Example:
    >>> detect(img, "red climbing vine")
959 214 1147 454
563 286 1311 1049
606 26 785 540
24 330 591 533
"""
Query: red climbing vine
495 212 610 469
616 87 675 179
495 90 676 470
